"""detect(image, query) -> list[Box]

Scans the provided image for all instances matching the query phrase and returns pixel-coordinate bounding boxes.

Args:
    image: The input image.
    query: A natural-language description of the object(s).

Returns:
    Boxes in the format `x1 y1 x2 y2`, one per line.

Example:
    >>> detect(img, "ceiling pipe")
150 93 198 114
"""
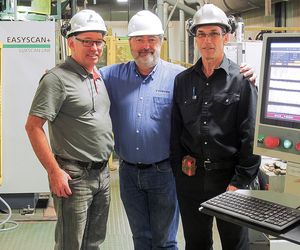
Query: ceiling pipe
179 0 185 62
71 0 77 16
207 0 289 14
164 0 196 16
163 2 169 36
144 0 149 10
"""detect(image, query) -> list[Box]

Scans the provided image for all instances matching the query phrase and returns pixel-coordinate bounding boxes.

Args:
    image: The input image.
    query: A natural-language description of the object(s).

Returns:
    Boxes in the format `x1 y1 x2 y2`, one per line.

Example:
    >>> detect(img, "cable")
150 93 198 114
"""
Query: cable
0 196 19 232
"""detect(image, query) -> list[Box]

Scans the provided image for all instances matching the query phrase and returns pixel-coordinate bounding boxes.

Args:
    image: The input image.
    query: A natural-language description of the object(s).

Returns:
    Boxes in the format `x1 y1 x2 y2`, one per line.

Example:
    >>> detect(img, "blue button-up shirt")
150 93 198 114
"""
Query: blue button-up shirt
100 59 185 164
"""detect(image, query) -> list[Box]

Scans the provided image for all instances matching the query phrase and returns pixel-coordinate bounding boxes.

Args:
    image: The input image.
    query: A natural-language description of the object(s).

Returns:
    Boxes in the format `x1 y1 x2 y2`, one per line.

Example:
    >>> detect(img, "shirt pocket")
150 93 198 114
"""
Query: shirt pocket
212 92 240 127
214 93 240 105
179 98 201 125
150 97 172 121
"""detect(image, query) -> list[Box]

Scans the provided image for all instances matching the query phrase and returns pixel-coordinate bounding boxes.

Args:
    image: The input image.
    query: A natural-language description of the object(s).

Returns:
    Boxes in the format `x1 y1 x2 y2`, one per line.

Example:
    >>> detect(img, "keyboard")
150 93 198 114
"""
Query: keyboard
200 191 300 232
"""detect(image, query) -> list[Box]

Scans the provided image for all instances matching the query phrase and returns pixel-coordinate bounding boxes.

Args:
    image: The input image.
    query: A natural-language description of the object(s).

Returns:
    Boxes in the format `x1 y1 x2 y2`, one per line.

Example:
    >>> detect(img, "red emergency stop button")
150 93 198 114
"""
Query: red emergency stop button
295 142 300 151
264 136 280 149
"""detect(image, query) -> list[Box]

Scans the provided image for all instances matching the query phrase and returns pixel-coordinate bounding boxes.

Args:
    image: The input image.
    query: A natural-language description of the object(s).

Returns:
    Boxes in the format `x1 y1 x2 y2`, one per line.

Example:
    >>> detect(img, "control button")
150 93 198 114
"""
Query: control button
295 142 300 151
257 134 265 143
263 136 280 149
283 139 293 149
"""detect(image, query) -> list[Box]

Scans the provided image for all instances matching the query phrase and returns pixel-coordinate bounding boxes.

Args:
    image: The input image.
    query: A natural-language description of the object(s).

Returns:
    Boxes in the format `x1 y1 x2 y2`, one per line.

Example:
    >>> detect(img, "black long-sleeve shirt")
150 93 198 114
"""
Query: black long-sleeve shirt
170 56 261 189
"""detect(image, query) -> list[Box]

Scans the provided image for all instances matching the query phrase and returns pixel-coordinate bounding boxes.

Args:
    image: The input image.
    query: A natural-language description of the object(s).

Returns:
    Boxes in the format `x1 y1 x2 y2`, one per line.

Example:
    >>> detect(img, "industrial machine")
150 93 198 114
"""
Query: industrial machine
253 33 300 196
0 21 56 209
224 40 263 85
252 32 300 249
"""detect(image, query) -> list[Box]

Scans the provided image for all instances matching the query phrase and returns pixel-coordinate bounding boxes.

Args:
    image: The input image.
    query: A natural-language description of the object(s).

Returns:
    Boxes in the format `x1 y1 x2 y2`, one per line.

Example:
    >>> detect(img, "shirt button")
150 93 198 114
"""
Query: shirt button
203 121 207 125
204 102 208 105
136 147 139 150
204 141 208 145
138 113 141 117
140 97 143 100
136 130 139 133
225 99 229 103
206 83 209 86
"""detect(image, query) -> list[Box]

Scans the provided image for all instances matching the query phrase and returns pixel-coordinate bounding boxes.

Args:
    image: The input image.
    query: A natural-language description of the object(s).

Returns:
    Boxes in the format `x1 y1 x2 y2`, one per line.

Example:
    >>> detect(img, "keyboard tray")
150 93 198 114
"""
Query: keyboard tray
200 191 300 232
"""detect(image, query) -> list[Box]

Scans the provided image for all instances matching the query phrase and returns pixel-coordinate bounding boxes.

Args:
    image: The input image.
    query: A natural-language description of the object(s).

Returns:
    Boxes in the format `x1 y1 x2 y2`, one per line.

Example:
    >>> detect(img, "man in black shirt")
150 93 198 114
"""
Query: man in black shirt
170 4 261 250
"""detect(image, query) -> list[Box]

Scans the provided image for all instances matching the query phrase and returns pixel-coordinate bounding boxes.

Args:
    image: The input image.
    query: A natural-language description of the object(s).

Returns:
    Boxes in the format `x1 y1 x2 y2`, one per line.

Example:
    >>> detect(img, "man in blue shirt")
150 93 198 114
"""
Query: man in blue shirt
100 10 256 250
100 10 183 250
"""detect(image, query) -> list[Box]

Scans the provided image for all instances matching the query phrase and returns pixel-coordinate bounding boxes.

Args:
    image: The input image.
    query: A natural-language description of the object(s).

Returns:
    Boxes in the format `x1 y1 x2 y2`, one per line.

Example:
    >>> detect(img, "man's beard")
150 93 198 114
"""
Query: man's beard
134 49 160 69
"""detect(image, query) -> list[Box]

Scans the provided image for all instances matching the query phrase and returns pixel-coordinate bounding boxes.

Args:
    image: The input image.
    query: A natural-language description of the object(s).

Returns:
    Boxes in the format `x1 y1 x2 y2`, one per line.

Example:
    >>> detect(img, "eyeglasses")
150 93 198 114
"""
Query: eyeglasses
74 37 106 48
195 31 224 39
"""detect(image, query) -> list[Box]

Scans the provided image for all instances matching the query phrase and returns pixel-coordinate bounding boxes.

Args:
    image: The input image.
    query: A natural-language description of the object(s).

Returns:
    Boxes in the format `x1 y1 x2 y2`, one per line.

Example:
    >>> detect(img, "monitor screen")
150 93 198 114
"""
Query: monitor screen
254 33 300 163
260 36 300 129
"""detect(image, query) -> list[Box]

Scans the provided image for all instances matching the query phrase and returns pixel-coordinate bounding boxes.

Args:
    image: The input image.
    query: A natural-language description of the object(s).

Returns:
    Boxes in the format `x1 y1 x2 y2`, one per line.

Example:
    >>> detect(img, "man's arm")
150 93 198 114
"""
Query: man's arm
25 115 72 198
228 78 261 190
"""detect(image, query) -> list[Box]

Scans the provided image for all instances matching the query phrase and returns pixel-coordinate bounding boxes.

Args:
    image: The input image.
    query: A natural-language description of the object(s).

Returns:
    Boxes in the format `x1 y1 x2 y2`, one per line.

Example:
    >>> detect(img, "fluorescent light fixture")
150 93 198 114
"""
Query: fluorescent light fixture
117 0 128 2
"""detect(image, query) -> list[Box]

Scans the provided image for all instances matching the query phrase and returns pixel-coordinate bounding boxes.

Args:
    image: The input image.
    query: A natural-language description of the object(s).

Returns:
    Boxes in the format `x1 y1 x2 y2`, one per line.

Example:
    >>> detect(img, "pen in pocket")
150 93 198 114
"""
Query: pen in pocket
192 86 197 100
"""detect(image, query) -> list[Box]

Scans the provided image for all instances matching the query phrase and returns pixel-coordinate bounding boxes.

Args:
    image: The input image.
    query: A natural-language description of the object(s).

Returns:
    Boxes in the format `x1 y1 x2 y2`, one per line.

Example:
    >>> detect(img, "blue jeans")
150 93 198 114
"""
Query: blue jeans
53 157 110 250
119 160 179 250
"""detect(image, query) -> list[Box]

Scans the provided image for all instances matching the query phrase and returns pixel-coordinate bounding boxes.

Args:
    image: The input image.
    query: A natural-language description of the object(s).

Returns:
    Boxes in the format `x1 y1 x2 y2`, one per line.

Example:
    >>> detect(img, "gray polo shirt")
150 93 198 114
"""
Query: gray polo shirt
29 56 114 162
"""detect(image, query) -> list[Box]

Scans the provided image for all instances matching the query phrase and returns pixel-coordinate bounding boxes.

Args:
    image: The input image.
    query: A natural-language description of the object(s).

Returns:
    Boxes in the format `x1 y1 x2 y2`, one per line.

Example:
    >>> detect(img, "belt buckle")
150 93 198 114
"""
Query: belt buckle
203 160 211 171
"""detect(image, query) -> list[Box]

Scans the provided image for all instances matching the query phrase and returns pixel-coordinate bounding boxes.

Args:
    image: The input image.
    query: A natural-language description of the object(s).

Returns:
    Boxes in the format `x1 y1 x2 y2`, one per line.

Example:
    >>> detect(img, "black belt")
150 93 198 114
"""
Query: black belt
56 156 107 170
196 159 236 171
122 158 169 170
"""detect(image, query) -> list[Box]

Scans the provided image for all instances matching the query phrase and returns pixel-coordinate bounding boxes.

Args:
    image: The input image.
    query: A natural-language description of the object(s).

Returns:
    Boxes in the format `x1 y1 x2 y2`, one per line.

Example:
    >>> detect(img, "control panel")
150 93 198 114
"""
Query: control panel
256 124 300 163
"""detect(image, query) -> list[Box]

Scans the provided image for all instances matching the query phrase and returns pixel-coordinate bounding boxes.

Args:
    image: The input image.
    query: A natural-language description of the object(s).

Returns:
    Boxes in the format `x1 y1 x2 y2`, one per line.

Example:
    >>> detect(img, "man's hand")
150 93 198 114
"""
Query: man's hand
240 63 257 85
226 184 238 191
48 168 72 198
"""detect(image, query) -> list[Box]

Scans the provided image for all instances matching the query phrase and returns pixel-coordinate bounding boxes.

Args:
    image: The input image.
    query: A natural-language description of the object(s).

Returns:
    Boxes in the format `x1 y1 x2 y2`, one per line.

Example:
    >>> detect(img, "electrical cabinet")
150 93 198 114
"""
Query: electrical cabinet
0 22 55 195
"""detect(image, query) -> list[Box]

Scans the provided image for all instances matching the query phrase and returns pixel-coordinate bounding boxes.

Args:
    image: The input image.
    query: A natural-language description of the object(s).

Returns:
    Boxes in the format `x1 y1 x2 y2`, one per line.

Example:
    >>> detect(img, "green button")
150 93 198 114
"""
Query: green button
257 134 265 143
283 139 293 149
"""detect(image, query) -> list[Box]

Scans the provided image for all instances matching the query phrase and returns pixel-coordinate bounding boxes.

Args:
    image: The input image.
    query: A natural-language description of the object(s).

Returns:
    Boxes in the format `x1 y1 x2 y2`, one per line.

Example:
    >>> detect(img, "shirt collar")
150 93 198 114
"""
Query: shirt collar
193 55 230 76
65 56 98 79
132 59 161 80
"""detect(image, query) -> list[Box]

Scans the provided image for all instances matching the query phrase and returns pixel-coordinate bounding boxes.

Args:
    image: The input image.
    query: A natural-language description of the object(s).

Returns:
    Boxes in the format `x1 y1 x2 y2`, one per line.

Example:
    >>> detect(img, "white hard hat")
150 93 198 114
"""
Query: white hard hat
189 4 231 36
128 10 164 37
62 9 107 38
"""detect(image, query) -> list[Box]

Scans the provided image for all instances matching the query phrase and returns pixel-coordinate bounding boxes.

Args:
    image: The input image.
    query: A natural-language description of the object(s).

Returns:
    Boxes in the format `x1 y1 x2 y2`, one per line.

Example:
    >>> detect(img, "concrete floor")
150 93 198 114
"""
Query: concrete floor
0 167 222 250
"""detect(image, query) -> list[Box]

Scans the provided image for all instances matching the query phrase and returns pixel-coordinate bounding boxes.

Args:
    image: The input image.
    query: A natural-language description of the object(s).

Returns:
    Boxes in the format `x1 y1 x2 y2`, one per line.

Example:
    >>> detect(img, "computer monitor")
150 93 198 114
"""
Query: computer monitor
254 33 300 164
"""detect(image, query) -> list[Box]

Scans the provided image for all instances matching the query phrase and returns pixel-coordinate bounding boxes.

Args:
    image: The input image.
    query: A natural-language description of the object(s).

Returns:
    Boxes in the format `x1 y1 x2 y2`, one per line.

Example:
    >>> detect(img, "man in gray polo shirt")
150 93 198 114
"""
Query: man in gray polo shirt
25 10 114 250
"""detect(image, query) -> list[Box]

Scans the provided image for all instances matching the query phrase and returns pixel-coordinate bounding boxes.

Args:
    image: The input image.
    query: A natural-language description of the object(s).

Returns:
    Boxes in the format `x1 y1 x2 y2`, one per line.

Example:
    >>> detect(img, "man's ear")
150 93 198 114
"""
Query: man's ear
223 33 229 45
67 37 74 49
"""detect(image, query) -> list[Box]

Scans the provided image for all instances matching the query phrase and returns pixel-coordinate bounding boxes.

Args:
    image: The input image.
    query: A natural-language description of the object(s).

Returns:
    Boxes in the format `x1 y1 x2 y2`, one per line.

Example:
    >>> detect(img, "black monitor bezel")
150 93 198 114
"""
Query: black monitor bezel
260 35 300 130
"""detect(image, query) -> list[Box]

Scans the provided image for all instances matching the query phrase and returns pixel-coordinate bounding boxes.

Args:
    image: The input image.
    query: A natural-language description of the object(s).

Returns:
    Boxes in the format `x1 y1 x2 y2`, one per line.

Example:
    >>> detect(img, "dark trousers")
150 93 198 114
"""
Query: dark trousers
177 193 249 250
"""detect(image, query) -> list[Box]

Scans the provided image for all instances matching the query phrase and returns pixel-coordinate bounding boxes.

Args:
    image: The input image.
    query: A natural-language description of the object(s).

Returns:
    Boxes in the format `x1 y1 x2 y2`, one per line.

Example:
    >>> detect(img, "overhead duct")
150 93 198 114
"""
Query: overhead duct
206 0 289 14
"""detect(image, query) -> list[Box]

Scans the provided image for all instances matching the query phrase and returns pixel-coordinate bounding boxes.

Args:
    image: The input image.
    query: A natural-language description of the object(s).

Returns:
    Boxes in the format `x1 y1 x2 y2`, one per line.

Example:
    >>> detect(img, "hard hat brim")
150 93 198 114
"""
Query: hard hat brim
190 23 231 36
128 30 164 37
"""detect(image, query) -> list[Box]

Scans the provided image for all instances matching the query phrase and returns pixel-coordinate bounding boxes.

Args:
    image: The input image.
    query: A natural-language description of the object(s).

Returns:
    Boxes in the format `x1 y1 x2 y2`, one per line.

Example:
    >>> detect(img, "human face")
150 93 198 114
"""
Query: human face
68 32 105 72
195 25 228 64
129 35 162 71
